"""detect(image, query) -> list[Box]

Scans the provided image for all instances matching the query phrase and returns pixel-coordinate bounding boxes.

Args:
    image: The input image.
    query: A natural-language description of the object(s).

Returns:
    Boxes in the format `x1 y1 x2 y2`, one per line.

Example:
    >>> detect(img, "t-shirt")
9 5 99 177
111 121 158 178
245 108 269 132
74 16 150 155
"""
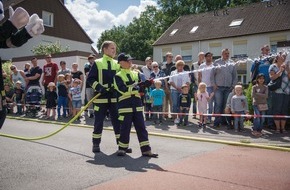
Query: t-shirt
27 66 42 86
14 88 24 101
150 88 165 106
43 63 58 85
179 93 191 108
71 71 83 80
199 63 214 87
69 86 82 101
57 82 68 97
231 95 248 112
5 89 14 99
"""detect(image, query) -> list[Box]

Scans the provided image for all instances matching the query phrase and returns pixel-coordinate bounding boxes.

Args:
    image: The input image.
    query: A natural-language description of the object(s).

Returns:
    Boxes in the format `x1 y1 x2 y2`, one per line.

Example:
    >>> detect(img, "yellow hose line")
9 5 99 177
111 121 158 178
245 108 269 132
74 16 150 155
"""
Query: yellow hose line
147 132 290 152
0 93 100 140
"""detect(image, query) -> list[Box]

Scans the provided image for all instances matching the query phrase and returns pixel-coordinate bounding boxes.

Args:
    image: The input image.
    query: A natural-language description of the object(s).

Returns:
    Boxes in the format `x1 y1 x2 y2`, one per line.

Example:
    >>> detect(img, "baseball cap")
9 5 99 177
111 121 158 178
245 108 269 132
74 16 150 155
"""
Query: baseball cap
117 53 134 62
88 54 95 59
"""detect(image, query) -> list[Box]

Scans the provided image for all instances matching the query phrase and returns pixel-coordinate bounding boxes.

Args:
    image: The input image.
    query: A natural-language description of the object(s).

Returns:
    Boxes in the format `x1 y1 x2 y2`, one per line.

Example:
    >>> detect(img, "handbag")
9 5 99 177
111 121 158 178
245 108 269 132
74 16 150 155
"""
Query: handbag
268 73 283 91
257 104 268 111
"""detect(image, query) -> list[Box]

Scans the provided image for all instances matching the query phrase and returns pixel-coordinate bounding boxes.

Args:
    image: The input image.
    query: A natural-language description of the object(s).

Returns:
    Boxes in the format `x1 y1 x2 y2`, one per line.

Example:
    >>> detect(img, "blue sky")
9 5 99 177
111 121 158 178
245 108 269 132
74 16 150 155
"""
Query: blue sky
97 0 140 16
65 0 157 44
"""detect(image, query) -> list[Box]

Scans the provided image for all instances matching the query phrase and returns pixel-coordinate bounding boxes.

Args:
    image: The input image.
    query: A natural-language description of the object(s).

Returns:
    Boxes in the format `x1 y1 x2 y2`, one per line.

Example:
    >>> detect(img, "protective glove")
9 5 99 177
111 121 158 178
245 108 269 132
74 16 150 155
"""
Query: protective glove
25 14 45 37
144 79 154 87
100 88 108 95
108 86 115 93
0 1 4 21
8 6 29 29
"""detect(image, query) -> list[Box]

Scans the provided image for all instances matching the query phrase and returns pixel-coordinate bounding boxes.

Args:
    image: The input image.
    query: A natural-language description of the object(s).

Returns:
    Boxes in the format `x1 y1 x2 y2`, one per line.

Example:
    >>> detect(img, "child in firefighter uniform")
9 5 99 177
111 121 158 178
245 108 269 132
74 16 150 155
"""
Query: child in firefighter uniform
87 41 132 153
114 53 158 157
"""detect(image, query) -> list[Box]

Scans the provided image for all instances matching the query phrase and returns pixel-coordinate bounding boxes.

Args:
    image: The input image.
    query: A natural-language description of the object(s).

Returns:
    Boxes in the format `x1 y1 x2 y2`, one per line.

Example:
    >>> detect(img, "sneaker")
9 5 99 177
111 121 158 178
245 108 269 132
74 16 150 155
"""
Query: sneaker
174 118 180 124
117 150 126 156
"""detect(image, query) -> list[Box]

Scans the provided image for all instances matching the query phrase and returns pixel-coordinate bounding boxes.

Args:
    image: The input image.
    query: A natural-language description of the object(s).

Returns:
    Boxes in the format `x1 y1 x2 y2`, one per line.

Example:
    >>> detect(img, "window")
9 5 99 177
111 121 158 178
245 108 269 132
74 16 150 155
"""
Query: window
270 36 287 54
233 40 247 58
189 26 199 33
42 11 54 27
238 74 247 84
209 42 222 59
229 19 244 27
181 46 192 62
169 29 178 36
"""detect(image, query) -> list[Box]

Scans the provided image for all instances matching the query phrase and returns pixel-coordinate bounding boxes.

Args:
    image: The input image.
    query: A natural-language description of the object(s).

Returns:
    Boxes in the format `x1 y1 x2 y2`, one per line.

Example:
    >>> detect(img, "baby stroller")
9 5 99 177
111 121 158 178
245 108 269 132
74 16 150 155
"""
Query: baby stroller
25 85 42 117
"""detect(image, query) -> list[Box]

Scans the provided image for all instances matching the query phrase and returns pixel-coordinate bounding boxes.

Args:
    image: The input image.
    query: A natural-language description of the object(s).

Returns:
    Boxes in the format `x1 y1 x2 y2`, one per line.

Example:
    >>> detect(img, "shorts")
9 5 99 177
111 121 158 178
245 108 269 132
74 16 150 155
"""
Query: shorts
72 100 82 109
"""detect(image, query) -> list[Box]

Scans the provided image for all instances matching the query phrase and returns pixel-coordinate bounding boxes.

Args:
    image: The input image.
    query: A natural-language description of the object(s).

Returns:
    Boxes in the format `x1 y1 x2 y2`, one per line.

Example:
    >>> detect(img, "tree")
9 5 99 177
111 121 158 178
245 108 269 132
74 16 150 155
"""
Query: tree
96 25 127 53
97 6 163 60
31 41 69 55
2 61 13 86
120 6 164 60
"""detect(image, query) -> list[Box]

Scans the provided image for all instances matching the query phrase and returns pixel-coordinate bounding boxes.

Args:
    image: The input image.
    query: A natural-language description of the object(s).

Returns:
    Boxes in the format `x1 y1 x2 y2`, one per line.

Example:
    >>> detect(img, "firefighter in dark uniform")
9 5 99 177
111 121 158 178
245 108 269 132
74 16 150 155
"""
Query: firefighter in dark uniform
87 41 132 153
114 53 158 157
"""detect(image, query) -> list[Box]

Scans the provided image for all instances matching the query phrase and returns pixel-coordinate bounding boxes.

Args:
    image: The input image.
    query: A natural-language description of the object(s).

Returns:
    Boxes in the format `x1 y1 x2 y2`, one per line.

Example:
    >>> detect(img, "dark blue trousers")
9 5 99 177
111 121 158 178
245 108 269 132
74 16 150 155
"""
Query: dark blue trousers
92 102 120 146
118 111 151 153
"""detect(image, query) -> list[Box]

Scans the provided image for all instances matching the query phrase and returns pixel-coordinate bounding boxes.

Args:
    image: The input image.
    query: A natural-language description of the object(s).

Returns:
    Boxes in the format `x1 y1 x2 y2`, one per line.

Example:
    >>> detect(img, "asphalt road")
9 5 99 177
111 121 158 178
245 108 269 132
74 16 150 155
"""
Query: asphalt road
1 119 290 190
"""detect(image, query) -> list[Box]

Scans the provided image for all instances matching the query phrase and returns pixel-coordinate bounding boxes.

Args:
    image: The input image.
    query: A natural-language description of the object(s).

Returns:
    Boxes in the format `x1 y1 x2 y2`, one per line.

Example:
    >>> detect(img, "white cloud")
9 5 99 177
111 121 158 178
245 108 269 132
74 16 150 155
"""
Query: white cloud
65 0 157 47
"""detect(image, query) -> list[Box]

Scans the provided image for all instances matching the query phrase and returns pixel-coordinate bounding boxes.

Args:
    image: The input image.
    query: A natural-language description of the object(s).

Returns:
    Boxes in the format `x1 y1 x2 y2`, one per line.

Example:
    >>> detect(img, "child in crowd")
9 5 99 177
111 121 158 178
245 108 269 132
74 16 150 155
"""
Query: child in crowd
4 84 15 114
150 80 165 124
224 82 243 130
251 74 268 137
231 85 249 132
178 84 191 126
57 74 68 119
196 82 213 127
144 87 152 121
65 73 73 116
68 79 82 120
12 81 25 115
45 82 57 120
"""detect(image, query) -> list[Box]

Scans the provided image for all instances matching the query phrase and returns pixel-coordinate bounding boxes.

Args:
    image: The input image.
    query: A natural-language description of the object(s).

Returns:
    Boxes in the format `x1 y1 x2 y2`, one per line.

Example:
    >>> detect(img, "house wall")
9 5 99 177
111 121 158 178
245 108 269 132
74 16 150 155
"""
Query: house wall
12 55 90 104
0 35 92 61
153 31 290 84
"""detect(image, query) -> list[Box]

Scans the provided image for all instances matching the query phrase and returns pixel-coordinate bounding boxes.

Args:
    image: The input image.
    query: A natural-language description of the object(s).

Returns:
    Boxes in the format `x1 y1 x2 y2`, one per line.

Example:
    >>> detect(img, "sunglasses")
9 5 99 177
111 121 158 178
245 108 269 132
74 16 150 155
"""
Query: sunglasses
10 68 15 70
153 66 158 68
